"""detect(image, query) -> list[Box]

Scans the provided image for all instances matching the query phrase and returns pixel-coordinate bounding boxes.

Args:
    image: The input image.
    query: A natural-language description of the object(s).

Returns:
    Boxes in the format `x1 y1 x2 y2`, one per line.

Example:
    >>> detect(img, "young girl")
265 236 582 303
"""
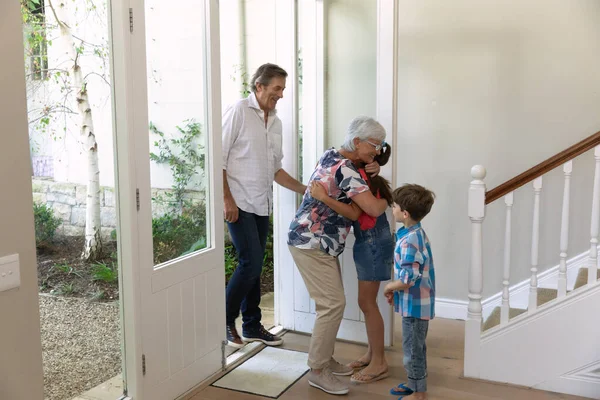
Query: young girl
310 142 394 384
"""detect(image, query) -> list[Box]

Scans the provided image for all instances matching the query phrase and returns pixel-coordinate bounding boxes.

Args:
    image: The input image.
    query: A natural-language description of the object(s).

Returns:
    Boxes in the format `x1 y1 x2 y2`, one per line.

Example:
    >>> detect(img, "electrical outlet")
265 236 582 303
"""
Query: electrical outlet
0 254 20 292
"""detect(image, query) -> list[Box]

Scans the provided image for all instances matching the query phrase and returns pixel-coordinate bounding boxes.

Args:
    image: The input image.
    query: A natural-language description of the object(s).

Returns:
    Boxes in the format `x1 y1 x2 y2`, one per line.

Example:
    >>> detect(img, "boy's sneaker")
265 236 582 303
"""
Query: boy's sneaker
226 324 244 348
242 326 283 346
308 368 349 395
329 358 354 376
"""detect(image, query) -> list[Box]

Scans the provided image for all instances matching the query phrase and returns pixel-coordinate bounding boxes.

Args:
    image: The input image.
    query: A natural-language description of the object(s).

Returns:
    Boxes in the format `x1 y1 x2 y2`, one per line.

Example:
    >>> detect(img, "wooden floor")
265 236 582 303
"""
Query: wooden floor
188 318 591 400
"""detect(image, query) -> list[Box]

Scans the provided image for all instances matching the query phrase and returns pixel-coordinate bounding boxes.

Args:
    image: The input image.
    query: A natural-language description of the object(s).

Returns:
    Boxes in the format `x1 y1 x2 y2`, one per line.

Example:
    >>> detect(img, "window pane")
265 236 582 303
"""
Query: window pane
325 0 377 148
144 0 210 267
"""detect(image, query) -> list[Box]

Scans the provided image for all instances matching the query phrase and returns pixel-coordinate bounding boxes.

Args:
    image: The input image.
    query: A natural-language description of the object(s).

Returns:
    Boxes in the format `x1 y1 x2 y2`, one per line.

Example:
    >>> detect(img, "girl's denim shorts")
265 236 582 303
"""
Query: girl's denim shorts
353 226 394 282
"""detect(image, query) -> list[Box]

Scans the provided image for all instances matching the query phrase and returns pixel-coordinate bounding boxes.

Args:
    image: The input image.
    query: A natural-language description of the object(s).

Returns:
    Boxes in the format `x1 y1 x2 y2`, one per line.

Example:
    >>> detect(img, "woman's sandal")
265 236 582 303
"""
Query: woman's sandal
347 360 369 370
390 383 414 396
350 369 390 384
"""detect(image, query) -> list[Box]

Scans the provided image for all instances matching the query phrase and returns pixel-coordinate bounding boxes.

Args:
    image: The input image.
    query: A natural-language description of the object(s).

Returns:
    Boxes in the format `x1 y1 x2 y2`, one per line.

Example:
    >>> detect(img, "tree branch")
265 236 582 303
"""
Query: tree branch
71 34 105 48
46 0 68 31
83 71 110 86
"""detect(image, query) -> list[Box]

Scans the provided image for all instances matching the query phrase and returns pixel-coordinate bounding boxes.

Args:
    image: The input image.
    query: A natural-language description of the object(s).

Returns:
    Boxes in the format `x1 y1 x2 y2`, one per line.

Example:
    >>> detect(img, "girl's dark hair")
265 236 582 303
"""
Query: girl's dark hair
367 142 393 206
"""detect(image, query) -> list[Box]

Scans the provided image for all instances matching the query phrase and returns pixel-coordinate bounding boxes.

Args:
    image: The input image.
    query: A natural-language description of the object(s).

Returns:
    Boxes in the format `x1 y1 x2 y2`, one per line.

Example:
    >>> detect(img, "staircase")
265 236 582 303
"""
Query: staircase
482 267 600 331
464 131 600 399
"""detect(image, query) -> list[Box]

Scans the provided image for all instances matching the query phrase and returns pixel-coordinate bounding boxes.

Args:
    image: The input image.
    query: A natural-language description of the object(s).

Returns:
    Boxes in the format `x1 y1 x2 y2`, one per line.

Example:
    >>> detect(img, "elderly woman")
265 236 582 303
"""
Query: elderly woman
310 142 394 385
287 116 389 396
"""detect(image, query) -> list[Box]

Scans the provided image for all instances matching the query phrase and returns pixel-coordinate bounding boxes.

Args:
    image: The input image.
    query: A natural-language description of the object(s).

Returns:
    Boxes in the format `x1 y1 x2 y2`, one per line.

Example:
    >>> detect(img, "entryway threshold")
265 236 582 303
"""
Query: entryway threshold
71 292 276 400
70 374 123 400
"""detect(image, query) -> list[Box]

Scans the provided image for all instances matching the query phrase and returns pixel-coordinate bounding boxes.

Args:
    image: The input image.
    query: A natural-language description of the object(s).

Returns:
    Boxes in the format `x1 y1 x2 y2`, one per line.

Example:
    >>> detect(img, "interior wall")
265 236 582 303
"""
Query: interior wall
395 0 600 299
0 1 45 399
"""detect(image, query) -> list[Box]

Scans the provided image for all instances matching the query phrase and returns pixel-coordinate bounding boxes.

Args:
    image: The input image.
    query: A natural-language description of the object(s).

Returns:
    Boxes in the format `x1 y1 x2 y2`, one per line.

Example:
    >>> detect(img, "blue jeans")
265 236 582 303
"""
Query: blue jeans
226 209 269 332
402 317 429 392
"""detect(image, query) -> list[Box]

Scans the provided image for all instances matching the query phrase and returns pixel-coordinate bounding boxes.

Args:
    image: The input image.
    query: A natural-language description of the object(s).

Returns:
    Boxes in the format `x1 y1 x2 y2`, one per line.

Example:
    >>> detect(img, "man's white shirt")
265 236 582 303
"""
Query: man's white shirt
222 93 283 216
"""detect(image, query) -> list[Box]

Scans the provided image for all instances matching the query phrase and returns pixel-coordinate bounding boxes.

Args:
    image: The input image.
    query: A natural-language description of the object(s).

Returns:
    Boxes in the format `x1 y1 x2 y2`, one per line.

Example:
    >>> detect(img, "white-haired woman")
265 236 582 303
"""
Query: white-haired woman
287 116 389 396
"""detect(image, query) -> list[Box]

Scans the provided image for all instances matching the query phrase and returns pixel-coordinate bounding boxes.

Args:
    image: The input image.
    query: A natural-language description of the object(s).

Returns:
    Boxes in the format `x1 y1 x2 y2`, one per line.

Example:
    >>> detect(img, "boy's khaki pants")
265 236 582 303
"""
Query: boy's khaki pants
288 245 346 369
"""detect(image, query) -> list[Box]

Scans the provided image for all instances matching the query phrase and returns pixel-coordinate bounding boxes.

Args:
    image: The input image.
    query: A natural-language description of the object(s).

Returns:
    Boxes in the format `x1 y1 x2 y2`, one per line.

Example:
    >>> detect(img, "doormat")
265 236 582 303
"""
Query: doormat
212 347 309 398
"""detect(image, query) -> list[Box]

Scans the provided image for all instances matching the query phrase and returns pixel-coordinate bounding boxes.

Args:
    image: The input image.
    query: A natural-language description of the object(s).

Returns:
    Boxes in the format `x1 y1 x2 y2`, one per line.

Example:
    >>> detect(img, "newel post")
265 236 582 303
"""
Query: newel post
464 165 486 378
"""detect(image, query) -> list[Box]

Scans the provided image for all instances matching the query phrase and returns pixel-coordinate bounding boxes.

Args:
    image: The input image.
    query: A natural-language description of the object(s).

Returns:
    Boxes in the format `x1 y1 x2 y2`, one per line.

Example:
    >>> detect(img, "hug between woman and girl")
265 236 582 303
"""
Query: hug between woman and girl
287 116 436 399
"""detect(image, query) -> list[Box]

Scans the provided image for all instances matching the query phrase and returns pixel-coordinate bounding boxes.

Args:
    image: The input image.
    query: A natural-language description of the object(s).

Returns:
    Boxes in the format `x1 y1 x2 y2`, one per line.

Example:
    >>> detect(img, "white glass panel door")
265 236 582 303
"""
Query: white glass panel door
126 0 225 398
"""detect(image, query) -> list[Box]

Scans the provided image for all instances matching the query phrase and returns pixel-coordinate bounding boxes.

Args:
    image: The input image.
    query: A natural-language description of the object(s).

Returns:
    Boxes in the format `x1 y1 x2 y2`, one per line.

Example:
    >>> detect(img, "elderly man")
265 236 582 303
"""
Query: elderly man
222 63 306 348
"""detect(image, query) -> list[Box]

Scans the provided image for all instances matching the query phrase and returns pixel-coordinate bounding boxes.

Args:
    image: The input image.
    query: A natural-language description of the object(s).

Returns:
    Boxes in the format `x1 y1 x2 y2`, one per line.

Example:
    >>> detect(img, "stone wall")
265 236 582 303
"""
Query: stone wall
32 178 117 240
32 178 205 240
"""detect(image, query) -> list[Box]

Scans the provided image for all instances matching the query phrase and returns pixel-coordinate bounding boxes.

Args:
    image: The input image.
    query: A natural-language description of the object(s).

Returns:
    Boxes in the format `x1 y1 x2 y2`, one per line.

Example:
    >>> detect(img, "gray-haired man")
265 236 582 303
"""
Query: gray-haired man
222 63 306 347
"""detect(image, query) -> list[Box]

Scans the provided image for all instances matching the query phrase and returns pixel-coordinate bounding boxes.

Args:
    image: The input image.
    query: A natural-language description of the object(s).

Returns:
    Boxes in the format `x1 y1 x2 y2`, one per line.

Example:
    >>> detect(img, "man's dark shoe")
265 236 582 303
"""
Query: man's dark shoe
242 325 283 346
226 324 244 348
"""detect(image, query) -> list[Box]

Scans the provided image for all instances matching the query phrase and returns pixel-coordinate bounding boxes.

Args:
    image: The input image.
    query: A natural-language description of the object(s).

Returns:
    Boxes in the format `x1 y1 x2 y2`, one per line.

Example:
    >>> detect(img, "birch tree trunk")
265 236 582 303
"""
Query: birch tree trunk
49 0 102 260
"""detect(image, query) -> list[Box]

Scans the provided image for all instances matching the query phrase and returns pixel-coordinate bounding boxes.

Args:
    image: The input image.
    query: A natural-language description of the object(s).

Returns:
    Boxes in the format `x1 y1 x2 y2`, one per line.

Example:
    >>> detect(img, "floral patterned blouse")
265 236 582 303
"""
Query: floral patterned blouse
287 148 370 257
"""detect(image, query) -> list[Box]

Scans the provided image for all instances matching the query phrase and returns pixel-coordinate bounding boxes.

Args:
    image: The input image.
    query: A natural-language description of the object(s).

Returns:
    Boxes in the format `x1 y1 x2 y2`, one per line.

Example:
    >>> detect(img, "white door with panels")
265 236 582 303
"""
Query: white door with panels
116 0 226 399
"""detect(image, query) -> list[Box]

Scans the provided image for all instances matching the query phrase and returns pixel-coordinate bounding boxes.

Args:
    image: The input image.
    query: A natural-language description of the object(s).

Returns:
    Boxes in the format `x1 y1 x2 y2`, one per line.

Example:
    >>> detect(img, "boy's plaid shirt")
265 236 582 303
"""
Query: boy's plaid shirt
393 222 436 320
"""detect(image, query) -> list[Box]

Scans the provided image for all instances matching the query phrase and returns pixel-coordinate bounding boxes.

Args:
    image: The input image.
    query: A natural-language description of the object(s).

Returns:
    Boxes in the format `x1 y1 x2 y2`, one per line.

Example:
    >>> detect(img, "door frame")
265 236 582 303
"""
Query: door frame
110 0 143 397
274 0 326 332
273 0 301 330
375 0 398 346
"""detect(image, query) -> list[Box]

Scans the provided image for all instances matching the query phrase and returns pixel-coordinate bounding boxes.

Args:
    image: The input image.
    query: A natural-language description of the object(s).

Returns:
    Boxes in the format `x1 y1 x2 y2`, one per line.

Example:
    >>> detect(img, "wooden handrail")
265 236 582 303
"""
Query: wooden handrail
485 130 600 204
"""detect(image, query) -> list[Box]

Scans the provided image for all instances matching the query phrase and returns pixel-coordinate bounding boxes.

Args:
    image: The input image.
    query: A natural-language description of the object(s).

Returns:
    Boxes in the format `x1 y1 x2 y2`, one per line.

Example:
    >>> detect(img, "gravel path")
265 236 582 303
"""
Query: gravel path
39 295 121 400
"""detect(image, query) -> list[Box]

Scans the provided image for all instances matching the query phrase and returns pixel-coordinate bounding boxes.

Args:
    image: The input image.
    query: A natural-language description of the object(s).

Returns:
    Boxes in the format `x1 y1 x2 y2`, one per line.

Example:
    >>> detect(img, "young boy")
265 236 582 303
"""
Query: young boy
384 184 436 400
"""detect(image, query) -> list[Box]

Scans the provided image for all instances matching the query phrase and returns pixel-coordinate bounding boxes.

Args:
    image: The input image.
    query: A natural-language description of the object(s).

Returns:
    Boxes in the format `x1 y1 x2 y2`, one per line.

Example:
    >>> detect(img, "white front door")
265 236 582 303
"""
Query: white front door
119 0 225 399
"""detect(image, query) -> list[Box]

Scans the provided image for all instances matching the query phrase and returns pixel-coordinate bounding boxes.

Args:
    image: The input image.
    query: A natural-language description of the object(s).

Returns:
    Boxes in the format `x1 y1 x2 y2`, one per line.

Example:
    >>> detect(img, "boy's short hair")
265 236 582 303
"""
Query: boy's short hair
392 184 435 222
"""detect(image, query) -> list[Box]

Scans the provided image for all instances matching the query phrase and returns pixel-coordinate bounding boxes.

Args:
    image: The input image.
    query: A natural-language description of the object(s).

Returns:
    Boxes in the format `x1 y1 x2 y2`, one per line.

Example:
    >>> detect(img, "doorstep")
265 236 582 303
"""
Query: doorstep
72 292 275 400
71 374 123 400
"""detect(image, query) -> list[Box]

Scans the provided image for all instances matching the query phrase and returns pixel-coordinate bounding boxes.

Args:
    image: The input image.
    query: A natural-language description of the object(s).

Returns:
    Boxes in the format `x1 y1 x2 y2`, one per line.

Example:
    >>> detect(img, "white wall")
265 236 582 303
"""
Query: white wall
395 0 600 299
325 0 377 149
0 1 45 398
28 0 116 187
244 0 277 80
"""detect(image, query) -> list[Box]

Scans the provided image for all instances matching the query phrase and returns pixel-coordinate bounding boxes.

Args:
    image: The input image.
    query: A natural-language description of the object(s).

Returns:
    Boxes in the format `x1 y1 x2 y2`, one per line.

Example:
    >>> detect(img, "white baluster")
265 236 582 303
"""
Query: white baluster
501 192 514 324
465 165 486 379
529 176 543 311
558 161 572 297
589 146 600 285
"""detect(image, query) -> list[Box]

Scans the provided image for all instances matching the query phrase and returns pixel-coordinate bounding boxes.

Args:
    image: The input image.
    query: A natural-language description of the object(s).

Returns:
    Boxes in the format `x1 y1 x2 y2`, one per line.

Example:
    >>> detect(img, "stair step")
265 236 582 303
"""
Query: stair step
483 306 527 331
537 287 558 307
574 267 600 290
482 267 599 332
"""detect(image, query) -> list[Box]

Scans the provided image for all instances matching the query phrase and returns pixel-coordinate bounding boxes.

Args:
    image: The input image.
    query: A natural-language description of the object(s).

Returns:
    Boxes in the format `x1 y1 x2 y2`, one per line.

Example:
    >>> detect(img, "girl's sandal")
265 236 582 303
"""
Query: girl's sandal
347 360 369 370
350 369 390 384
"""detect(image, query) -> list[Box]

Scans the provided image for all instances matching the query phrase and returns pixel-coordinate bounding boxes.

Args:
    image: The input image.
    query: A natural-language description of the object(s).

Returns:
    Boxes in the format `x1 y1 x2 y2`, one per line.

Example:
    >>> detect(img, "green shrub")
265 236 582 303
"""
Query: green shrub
224 241 237 280
90 289 105 302
50 263 82 278
224 215 274 281
33 202 62 247
182 237 207 256
92 262 118 283
152 205 206 265
56 283 76 296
